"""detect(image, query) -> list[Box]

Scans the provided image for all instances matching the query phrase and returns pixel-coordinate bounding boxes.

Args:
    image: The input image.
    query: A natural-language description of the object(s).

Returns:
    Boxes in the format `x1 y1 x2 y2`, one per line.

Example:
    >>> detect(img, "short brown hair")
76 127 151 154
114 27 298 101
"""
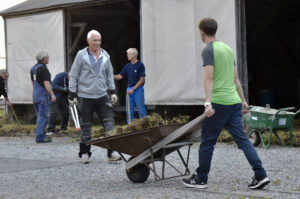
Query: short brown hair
198 18 218 36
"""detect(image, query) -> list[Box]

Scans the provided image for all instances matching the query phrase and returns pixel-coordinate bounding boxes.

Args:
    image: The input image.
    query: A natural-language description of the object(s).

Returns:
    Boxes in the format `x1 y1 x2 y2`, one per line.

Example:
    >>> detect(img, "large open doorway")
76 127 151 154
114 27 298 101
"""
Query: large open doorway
245 0 300 109
66 0 140 107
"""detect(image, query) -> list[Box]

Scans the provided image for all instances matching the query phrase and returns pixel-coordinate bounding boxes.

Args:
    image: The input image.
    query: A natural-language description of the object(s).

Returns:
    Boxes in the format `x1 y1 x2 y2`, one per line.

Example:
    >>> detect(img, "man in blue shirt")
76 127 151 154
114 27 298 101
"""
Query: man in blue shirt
114 48 146 123
47 72 70 135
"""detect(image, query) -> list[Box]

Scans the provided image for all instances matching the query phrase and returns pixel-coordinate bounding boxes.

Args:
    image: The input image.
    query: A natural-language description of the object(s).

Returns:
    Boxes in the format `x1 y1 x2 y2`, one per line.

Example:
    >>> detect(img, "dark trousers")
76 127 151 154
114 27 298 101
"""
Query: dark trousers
196 103 266 183
78 95 114 143
48 96 69 132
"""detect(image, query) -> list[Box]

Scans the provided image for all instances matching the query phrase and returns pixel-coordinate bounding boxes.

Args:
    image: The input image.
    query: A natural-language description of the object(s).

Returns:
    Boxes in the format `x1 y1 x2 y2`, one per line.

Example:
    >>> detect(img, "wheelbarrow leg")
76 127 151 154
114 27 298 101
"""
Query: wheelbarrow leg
288 128 293 146
257 130 267 149
149 148 161 180
176 147 191 175
266 128 273 149
185 144 192 175
162 148 166 179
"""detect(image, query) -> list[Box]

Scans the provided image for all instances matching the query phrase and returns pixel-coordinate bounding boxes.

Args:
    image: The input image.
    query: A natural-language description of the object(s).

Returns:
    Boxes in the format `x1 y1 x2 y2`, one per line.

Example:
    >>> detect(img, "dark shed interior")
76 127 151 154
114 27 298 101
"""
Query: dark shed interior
245 0 300 109
66 0 140 106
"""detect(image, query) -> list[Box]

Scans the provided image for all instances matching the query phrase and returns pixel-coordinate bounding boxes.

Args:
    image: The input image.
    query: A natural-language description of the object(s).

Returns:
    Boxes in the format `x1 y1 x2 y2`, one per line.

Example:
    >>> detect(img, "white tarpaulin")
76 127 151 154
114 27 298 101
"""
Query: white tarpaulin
141 0 237 105
6 10 65 103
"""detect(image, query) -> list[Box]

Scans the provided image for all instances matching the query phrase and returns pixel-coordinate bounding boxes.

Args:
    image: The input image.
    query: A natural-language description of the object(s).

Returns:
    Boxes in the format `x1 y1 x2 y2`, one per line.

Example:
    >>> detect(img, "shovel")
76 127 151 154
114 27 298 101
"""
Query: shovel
9 105 22 127
127 94 131 124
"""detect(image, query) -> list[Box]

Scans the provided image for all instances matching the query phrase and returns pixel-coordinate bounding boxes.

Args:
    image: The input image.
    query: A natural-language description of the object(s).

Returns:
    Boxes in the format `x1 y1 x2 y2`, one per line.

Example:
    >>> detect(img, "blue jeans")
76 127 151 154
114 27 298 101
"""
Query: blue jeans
126 86 147 123
34 97 50 142
196 103 266 183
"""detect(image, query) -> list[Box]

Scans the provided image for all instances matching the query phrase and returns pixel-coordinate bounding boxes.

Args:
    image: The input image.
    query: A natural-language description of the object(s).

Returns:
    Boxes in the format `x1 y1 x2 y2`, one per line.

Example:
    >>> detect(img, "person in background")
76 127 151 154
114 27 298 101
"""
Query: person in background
0 71 12 107
114 48 146 123
46 72 70 135
68 30 121 163
30 51 56 143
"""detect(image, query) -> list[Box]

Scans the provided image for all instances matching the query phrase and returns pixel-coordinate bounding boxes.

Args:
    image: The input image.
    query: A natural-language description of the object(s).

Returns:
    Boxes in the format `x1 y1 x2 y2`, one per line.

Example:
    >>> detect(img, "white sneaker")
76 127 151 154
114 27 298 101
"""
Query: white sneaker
46 131 54 136
80 154 90 164
108 152 122 162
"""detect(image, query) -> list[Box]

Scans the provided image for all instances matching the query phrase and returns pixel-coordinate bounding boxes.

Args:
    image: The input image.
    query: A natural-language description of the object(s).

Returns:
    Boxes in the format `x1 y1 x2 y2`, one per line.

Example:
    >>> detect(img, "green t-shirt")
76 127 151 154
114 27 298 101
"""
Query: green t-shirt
202 41 241 105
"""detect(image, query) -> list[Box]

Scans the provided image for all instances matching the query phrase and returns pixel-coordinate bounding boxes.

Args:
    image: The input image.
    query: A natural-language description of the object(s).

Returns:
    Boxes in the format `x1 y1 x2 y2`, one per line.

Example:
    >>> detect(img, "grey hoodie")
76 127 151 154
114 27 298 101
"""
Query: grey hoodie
69 47 115 99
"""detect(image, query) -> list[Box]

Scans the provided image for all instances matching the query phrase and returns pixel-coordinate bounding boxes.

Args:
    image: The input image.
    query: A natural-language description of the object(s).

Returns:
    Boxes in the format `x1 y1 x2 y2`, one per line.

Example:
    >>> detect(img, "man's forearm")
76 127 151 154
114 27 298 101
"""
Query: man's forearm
235 78 246 102
44 81 55 96
133 77 145 90
114 74 122 80
204 78 213 102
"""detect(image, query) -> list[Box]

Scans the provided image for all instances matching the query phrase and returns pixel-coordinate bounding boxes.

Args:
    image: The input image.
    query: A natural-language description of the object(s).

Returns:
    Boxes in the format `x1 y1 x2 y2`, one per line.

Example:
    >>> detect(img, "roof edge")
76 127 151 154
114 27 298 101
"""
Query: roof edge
0 0 123 17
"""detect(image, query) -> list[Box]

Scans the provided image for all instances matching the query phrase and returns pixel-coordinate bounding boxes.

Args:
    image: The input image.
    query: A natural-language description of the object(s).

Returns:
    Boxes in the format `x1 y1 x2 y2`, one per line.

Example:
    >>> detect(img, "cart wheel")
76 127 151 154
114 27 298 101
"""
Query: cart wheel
248 130 261 147
126 157 150 183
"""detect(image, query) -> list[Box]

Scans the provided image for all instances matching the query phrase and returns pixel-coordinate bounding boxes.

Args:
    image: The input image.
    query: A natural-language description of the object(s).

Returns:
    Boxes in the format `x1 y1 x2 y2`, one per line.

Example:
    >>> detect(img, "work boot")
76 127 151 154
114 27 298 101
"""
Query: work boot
79 143 92 164
107 149 121 162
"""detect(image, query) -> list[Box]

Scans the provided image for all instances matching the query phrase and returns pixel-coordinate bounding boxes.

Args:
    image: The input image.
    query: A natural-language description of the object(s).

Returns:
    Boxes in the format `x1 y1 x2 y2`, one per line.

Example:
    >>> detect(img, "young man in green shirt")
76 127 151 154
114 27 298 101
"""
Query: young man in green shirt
182 18 270 189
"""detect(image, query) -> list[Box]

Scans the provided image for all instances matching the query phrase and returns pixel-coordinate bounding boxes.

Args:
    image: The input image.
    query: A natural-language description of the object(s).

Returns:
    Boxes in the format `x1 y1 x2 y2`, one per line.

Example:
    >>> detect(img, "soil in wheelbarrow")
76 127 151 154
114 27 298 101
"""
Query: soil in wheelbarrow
93 113 190 138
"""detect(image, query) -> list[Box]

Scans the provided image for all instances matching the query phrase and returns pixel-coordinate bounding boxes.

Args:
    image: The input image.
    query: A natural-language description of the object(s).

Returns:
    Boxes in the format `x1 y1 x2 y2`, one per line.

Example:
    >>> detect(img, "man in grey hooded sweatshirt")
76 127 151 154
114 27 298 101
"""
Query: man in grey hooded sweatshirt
68 30 120 163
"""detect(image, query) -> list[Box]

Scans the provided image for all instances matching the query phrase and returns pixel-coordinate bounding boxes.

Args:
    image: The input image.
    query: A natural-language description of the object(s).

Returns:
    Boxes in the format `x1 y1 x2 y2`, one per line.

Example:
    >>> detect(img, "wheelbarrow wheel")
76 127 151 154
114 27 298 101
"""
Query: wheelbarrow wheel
126 157 150 183
248 129 261 147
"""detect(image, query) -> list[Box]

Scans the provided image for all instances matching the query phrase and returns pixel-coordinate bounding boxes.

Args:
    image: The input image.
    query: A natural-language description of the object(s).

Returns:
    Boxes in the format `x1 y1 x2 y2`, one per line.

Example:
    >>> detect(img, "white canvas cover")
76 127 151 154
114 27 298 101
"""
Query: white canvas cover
141 0 237 105
6 10 65 103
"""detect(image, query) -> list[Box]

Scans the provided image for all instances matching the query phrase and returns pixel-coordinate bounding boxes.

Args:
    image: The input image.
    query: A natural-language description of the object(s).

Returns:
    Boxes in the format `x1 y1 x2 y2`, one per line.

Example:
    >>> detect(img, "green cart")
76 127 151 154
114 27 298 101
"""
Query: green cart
243 105 300 149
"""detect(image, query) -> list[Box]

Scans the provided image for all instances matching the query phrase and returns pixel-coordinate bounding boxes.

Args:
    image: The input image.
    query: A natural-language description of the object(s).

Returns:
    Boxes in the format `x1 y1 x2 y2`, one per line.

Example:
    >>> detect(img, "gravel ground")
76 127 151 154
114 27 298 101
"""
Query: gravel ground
0 136 299 199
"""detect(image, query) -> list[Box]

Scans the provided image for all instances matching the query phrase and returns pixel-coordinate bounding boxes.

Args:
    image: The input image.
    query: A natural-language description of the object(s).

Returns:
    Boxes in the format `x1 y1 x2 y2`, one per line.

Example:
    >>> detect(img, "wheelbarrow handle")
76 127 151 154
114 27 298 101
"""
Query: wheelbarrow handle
245 105 253 110
282 107 296 111
270 107 296 122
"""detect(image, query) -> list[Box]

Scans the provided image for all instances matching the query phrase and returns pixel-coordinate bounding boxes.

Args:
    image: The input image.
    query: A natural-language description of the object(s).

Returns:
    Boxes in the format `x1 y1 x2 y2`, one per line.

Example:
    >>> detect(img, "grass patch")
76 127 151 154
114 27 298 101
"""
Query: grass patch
217 127 300 146
272 179 282 186
1 108 300 147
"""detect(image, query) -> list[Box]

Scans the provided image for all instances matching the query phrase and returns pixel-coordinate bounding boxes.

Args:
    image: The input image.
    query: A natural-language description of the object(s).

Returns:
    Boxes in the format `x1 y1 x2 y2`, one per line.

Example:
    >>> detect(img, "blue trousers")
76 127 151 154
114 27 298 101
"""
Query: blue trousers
126 86 147 123
34 97 50 142
196 103 266 183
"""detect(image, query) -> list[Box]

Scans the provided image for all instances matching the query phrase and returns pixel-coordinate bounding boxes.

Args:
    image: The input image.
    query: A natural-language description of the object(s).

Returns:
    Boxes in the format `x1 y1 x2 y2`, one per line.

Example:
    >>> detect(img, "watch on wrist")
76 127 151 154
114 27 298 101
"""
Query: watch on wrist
204 102 211 107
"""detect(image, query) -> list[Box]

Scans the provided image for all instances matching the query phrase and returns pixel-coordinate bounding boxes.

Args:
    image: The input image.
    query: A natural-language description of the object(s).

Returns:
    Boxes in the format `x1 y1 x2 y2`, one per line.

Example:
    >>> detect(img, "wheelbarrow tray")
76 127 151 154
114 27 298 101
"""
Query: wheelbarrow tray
243 106 295 129
88 114 205 183
87 124 187 157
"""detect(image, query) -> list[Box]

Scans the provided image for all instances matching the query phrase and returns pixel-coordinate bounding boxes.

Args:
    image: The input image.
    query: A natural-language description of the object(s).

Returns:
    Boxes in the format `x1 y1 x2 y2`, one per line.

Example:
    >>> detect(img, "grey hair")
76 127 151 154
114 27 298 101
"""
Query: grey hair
0 69 7 74
0 70 8 78
36 51 49 62
87 30 101 40
127 48 138 57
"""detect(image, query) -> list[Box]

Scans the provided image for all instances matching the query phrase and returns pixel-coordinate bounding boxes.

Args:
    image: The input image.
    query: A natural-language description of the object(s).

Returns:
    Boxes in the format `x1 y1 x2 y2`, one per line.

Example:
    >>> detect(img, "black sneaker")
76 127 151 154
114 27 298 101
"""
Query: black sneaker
248 176 270 189
182 174 208 189
36 137 52 143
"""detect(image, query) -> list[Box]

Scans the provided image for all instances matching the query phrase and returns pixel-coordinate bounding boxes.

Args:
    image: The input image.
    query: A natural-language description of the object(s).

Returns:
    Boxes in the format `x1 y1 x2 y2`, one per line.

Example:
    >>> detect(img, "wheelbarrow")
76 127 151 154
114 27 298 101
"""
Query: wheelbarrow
243 105 300 149
87 114 205 183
